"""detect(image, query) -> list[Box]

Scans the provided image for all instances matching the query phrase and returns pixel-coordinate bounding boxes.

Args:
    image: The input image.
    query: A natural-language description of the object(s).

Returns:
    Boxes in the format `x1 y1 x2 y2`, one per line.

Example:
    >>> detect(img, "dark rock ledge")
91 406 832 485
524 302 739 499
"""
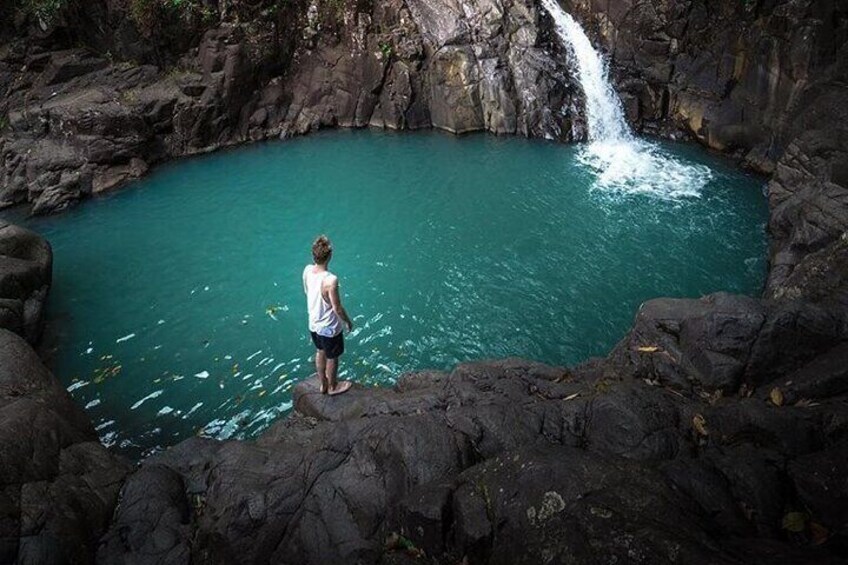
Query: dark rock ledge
0 0 846 563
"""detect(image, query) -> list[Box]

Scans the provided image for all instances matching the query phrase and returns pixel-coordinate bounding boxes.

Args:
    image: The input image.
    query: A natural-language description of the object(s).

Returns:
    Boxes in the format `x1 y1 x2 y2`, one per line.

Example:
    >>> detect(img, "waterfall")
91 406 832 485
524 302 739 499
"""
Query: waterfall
541 0 712 199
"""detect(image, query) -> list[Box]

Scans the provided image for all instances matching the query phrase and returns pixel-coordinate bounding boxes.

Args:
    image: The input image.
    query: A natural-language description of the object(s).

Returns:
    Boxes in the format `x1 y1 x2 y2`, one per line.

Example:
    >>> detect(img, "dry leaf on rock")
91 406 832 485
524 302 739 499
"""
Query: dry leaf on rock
692 413 709 436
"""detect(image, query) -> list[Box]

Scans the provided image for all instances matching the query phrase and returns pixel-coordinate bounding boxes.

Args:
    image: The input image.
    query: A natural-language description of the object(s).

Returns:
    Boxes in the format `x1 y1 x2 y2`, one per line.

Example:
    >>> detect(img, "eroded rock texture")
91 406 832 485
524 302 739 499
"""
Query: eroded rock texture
0 328 131 564
562 0 848 304
98 350 847 564
0 0 579 214
0 221 51 343
0 0 846 564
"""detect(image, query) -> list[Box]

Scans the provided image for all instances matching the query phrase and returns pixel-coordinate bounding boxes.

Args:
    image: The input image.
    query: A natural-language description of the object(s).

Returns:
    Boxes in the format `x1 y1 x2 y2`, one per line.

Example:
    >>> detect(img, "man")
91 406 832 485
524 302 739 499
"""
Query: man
303 235 354 395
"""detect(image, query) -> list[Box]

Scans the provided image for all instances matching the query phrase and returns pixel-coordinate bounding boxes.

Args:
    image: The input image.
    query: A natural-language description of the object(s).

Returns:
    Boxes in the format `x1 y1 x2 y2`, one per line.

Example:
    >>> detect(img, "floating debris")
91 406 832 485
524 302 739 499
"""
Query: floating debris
116 333 136 344
85 399 101 409
182 402 203 419
131 390 163 410
93 364 122 384
67 381 89 392
194 370 210 379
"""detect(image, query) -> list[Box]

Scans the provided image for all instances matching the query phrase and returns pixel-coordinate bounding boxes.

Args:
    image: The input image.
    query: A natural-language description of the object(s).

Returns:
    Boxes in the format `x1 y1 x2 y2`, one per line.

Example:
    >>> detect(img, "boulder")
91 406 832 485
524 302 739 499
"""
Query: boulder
0 222 52 343
0 329 130 564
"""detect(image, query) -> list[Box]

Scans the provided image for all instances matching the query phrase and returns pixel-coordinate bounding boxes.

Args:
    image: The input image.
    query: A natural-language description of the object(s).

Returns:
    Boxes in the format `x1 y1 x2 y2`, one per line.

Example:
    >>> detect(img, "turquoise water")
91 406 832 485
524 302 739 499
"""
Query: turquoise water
11 130 767 458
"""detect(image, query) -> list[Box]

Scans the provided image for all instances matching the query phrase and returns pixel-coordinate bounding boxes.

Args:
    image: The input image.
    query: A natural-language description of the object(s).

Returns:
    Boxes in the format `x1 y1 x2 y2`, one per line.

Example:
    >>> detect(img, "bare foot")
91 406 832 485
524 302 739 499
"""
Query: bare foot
317 375 328 394
328 381 353 396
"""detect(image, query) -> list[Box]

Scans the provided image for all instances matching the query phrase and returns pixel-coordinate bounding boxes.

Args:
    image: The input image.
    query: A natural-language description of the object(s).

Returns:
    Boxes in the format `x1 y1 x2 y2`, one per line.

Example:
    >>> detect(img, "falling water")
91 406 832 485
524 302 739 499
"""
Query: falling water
541 0 712 198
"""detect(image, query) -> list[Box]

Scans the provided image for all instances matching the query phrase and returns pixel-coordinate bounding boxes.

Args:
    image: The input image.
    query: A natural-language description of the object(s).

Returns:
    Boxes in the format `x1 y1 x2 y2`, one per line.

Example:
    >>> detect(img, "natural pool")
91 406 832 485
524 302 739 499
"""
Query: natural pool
12 130 768 458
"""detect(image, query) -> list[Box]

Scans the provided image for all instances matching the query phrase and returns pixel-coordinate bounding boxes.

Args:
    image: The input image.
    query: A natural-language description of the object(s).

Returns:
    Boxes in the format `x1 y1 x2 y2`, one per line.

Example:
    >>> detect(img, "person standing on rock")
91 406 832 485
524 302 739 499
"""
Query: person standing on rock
303 235 354 395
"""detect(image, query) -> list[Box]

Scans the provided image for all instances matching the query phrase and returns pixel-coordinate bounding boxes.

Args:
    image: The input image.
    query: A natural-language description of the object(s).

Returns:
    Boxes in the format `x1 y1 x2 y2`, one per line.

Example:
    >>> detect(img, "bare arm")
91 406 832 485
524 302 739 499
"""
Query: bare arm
326 276 353 331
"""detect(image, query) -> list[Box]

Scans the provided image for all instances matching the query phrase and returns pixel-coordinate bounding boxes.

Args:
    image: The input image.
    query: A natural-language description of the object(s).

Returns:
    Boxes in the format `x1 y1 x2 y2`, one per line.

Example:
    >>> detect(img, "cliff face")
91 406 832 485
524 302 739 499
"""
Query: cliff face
0 1 847 564
0 0 580 214
562 0 848 297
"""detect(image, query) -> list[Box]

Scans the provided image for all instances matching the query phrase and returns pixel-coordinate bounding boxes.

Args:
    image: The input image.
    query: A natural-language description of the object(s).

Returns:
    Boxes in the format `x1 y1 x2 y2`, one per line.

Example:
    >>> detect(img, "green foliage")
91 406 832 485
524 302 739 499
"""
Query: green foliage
18 0 67 24
129 0 216 36
378 41 392 59
0 114 9 132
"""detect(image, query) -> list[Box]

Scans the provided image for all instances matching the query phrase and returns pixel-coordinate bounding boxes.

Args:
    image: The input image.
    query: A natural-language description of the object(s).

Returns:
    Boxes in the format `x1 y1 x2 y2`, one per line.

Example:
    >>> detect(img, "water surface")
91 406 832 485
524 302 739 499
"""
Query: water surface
11 130 767 458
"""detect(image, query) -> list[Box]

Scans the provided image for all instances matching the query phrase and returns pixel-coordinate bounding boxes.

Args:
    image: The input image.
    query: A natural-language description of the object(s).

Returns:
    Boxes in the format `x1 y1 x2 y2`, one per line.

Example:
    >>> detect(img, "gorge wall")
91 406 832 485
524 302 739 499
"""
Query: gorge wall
0 0 581 214
0 0 846 564
562 0 848 297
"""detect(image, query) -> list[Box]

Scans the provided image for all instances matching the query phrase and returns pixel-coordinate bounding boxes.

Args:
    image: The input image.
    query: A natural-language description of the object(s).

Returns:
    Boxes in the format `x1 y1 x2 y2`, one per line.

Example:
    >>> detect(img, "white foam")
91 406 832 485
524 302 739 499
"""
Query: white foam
541 0 711 199
577 139 712 199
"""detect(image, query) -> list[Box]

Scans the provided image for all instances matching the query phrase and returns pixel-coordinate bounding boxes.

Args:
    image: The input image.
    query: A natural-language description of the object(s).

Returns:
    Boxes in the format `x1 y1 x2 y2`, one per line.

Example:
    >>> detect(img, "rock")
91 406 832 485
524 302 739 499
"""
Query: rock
98 356 848 563
96 464 193 565
0 328 130 564
1 0 580 215
1 1 847 564
0 221 52 343
609 293 766 393
788 441 848 539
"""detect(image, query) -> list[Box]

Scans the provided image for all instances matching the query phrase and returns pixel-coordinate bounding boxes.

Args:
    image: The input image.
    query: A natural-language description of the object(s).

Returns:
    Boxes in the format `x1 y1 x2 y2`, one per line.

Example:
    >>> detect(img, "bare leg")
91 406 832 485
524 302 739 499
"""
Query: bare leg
315 349 328 393
326 356 338 389
326 357 352 395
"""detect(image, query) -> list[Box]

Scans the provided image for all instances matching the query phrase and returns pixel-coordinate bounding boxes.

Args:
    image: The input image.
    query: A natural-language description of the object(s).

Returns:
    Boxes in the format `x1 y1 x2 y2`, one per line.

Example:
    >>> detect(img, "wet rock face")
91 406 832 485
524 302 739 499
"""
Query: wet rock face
0 0 579 215
1 1 847 563
0 221 52 343
561 0 848 295
98 353 848 564
0 328 131 565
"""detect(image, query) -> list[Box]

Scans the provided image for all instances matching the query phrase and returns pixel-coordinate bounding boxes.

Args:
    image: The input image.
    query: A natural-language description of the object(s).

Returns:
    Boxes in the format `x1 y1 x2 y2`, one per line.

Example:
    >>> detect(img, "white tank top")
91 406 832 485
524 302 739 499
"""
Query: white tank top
303 265 343 337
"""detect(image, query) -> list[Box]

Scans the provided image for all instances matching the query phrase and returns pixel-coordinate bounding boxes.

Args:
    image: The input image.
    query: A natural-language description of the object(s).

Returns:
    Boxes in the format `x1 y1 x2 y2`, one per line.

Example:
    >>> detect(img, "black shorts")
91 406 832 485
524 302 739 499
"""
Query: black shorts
310 331 344 359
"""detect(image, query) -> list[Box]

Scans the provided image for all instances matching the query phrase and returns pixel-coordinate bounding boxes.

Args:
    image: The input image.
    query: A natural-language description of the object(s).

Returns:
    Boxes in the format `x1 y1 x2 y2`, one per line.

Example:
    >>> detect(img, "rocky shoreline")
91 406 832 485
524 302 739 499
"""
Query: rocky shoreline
1 0 846 563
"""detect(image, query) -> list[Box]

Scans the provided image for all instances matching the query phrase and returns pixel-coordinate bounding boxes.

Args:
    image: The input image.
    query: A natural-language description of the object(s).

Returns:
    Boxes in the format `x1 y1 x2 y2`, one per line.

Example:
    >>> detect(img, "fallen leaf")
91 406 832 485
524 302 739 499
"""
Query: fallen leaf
810 521 830 545
636 345 659 353
782 511 808 533
564 392 580 401
794 398 821 408
770 387 784 406
692 413 709 437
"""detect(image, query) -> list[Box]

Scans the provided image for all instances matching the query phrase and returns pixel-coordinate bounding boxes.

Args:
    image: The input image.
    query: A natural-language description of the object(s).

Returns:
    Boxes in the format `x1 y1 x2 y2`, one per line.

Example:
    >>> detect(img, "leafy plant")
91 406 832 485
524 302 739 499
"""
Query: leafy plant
129 0 216 36
18 0 67 25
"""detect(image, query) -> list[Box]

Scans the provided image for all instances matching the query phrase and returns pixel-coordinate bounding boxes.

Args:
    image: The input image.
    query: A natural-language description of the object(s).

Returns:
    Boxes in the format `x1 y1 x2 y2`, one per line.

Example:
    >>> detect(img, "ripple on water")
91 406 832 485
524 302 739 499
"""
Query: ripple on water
6 130 768 458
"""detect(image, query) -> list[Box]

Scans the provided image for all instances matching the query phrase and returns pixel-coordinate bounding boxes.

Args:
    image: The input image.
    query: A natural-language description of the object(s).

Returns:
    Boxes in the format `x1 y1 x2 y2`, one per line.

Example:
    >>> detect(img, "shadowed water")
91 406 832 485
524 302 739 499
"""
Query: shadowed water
10 130 767 458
